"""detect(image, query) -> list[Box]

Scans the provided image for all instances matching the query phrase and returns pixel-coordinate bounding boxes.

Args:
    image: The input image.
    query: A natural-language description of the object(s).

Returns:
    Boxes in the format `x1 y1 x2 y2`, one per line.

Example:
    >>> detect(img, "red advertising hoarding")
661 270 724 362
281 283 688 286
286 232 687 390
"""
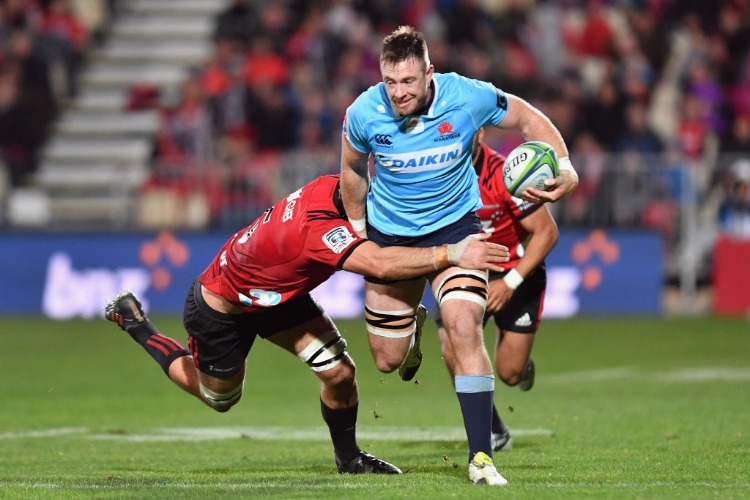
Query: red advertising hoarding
713 237 750 315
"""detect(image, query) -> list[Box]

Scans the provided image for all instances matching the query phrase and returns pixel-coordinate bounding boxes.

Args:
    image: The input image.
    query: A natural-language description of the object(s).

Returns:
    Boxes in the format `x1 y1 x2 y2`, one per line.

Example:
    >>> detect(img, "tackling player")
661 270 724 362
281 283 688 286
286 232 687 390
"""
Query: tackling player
437 128 559 452
339 25 576 485
105 174 508 476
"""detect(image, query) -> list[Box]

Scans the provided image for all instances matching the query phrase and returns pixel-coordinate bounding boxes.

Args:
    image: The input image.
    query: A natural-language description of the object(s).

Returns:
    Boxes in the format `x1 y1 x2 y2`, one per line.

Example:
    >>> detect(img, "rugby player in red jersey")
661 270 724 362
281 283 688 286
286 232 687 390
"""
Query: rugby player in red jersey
436 128 559 452
105 174 509 475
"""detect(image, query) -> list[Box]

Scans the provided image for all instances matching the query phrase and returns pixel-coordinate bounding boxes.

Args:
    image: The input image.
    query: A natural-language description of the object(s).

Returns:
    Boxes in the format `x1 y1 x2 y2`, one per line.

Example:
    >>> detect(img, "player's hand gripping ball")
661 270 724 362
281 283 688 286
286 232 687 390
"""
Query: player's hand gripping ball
502 141 559 198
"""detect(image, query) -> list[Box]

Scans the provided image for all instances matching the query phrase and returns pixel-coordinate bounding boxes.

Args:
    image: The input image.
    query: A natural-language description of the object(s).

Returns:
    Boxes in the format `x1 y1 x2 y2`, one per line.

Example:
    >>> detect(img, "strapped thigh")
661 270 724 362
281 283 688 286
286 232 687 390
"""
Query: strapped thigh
434 269 488 308
365 306 418 338
297 330 348 372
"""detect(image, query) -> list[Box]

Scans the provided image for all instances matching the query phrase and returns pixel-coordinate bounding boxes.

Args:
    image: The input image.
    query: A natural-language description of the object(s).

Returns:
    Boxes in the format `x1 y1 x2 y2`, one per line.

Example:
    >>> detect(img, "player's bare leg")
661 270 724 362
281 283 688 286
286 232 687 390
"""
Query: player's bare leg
431 267 508 485
364 278 426 375
268 315 359 409
439 324 511 451
485 328 537 450
439 299 492 375
494 330 535 388
400 304 427 381
105 292 190 377
105 291 245 412
269 315 401 474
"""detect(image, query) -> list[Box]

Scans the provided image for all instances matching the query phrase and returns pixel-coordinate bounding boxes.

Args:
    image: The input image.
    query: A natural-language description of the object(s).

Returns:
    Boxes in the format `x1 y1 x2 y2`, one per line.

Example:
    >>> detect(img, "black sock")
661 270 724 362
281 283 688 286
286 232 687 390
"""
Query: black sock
456 390 494 461
125 320 189 376
321 400 359 463
492 405 508 435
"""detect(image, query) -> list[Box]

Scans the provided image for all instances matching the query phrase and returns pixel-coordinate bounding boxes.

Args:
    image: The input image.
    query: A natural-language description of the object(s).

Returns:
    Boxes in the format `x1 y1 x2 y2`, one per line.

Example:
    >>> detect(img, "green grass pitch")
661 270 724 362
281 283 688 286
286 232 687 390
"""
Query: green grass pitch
1 314 748 498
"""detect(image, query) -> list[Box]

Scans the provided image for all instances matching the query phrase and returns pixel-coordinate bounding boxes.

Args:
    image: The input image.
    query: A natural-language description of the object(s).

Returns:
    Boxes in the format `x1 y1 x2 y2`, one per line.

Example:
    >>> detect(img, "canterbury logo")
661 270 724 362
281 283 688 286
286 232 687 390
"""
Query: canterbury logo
375 134 393 146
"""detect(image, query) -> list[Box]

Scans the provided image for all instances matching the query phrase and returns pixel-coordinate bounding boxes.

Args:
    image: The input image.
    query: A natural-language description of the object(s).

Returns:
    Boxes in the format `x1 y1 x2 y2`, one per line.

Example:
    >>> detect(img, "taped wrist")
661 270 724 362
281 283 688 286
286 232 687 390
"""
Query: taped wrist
447 235 478 265
559 156 576 174
503 268 524 290
348 217 366 234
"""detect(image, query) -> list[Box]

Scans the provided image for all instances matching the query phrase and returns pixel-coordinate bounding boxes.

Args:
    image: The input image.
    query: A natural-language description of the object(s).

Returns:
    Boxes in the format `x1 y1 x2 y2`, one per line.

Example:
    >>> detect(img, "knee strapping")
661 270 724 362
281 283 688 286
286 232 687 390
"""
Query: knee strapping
200 382 243 410
365 306 417 338
435 270 488 308
297 330 348 372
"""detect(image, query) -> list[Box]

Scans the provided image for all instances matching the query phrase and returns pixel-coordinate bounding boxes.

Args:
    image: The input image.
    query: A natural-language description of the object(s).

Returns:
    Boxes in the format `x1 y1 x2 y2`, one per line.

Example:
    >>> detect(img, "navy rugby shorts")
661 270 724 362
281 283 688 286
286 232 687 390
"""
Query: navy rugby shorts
365 211 480 284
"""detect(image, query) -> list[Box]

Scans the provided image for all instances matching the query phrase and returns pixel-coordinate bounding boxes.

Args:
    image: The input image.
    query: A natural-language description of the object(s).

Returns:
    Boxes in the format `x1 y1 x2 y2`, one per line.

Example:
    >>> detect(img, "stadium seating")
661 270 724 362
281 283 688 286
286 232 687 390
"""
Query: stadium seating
8 0 223 228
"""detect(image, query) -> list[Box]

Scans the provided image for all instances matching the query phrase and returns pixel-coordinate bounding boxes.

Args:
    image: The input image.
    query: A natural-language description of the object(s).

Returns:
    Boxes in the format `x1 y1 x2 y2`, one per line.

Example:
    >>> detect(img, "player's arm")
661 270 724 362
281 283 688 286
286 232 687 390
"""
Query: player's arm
340 134 371 237
497 94 579 203
487 206 559 313
514 205 559 279
341 233 510 280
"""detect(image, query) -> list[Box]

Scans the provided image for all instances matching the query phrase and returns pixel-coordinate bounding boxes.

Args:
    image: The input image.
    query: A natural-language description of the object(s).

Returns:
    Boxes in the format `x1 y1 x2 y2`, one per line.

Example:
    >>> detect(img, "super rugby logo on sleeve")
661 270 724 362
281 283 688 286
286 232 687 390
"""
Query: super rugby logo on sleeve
323 226 356 253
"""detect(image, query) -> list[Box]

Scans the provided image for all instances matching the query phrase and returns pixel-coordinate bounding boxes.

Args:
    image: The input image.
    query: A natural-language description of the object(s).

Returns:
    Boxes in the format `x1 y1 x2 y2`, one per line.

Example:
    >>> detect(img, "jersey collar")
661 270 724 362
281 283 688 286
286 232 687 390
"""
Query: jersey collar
414 78 437 117
424 77 438 117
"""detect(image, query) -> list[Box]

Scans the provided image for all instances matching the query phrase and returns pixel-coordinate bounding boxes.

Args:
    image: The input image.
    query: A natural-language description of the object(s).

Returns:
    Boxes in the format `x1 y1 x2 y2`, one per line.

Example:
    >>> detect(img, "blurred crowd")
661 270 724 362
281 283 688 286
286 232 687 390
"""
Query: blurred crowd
2 0 750 239
0 0 113 186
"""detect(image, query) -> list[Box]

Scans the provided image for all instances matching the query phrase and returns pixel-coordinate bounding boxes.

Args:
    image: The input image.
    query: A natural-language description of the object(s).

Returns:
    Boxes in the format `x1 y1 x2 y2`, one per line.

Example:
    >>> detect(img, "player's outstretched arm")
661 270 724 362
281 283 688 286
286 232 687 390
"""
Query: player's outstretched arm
487 207 559 313
439 233 510 271
342 234 509 280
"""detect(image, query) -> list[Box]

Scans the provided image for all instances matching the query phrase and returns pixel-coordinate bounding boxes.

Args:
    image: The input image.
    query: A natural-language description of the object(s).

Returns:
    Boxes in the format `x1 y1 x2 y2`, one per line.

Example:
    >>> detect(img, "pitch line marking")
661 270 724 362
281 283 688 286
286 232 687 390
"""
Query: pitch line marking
0 426 553 442
0 427 88 439
544 366 750 384
18 480 750 491
654 367 750 382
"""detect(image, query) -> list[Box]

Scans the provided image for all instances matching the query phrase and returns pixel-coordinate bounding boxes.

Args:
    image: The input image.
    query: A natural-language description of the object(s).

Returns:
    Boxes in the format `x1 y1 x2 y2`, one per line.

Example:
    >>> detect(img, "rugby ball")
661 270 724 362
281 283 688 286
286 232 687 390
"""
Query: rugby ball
502 141 559 197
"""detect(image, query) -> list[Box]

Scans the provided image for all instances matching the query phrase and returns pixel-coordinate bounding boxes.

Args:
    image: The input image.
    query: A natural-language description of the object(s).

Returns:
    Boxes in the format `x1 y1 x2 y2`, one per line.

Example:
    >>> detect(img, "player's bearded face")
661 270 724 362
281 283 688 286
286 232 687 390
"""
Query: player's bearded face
381 58 433 117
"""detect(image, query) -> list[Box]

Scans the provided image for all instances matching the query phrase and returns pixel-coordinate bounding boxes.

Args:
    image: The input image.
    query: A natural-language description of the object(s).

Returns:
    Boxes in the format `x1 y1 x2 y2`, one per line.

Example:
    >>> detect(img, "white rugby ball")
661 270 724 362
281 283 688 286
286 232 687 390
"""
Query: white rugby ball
502 141 559 197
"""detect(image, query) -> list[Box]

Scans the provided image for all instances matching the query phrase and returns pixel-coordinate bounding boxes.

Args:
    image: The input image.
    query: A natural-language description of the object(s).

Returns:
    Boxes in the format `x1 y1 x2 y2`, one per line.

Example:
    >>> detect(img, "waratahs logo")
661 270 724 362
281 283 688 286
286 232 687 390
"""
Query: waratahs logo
438 121 453 134
435 120 460 141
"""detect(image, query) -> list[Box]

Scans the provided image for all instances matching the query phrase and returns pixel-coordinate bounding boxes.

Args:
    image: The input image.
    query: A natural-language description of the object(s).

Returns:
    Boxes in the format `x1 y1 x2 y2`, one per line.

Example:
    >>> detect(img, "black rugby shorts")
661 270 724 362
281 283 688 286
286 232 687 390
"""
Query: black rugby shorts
183 279 323 378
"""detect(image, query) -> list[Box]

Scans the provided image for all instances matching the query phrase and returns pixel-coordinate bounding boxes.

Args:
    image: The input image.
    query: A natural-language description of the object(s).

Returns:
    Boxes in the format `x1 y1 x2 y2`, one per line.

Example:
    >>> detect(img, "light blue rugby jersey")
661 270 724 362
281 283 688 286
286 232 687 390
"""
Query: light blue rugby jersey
344 72 508 237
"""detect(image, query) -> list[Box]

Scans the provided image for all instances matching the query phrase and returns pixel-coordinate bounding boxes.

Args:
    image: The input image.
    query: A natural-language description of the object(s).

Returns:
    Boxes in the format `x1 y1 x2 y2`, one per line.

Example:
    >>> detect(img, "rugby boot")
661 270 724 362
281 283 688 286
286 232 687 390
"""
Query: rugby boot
517 357 535 391
105 291 147 333
491 428 513 452
336 451 402 474
398 304 427 381
468 452 508 486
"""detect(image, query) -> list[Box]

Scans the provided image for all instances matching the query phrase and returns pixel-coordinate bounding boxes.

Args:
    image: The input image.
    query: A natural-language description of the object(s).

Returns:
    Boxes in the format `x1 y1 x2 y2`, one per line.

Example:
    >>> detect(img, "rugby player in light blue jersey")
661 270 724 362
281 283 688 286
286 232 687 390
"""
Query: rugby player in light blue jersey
339 25 578 486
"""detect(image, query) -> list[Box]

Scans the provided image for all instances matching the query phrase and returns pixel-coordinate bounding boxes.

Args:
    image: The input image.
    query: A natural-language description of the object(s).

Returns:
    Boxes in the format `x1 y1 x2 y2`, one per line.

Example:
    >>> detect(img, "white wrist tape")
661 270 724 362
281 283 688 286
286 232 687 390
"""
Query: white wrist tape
446 234 480 265
348 217 366 233
503 268 524 290
558 156 575 174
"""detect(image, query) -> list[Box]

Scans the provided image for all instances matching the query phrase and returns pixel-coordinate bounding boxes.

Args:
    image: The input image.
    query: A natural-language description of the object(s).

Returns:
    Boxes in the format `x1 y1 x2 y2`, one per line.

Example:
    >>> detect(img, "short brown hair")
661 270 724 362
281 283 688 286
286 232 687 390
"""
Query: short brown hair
380 25 429 69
